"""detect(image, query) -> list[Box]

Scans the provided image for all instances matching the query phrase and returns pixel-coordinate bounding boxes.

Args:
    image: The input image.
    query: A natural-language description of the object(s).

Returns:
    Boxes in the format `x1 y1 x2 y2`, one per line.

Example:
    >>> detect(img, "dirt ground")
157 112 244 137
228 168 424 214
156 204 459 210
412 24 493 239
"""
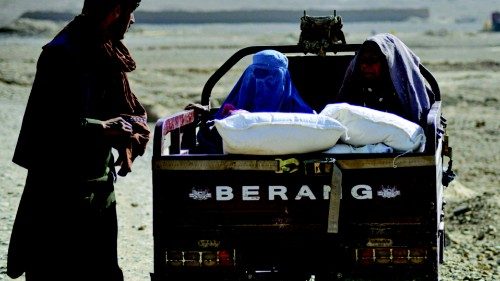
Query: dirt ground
0 21 499 281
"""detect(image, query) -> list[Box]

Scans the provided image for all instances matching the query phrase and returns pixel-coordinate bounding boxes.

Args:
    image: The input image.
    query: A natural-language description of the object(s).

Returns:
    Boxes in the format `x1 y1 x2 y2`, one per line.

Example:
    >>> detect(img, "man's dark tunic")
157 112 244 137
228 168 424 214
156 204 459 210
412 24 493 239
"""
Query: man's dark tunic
8 15 150 281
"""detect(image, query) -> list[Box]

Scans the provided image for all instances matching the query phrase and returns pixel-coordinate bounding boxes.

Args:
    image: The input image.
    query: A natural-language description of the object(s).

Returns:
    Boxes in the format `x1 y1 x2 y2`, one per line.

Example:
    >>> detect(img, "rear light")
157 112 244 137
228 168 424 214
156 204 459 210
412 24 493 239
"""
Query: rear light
184 251 201 267
166 250 183 267
202 251 217 266
217 249 235 266
166 249 236 267
355 247 428 265
375 248 392 264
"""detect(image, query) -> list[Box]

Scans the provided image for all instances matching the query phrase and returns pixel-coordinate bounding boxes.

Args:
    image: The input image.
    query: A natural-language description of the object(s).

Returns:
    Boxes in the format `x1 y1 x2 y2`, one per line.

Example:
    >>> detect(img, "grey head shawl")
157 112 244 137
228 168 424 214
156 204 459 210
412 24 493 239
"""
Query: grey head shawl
339 33 431 124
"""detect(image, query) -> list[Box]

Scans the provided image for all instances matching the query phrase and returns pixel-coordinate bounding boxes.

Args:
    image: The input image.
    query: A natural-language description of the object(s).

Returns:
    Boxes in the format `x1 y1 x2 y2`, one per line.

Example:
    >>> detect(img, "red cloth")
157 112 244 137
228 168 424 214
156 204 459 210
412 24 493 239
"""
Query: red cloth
100 38 151 176
114 114 150 176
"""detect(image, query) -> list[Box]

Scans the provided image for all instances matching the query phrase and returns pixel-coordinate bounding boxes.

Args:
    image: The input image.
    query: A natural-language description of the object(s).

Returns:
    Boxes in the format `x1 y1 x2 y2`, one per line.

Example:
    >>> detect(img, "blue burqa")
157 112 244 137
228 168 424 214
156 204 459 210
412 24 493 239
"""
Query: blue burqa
214 49 314 119
338 33 431 124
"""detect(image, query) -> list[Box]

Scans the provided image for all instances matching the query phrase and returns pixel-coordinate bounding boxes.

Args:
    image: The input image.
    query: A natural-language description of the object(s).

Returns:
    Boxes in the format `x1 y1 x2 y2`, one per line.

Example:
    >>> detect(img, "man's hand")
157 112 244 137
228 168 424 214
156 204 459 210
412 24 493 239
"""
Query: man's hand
102 117 133 138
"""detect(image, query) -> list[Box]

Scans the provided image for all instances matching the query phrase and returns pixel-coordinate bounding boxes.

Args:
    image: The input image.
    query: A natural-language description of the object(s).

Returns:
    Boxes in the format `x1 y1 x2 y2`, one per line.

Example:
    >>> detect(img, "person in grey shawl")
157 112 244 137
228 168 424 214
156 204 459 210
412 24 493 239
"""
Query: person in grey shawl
335 33 432 125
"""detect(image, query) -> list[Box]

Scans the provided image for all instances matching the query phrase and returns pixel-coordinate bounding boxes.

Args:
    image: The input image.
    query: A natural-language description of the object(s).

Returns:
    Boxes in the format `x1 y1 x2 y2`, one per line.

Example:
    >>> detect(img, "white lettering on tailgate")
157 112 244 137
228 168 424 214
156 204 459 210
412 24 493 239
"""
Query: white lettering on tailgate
295 185 316 200
269 186 287 200
242 186 260 200
216 186 234 201
198 185 332 201
351 185 373 200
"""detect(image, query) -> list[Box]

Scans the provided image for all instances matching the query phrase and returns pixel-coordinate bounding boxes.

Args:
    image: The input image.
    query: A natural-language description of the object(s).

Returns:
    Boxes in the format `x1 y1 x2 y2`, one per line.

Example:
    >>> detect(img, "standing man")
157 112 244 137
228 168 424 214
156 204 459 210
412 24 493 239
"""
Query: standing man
7 0 150 280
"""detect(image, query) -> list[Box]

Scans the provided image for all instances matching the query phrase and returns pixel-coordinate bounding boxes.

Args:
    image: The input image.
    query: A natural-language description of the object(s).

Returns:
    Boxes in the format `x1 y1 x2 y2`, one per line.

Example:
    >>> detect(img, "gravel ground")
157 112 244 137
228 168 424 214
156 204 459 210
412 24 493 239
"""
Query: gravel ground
1 22 499 281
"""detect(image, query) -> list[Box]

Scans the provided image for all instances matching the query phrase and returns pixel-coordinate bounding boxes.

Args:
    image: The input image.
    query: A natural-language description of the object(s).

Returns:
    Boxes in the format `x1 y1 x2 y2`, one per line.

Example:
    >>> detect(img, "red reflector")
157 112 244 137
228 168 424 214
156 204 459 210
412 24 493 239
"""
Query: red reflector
166 249 236 267
356 248 375 264
218 250 234 266
355 247 428 265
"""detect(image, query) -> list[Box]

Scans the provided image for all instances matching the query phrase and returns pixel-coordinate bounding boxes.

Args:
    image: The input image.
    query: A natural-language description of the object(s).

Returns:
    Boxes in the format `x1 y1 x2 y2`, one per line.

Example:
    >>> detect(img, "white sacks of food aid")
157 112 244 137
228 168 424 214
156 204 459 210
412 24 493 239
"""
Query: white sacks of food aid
320 103 426 152
214 112 347 155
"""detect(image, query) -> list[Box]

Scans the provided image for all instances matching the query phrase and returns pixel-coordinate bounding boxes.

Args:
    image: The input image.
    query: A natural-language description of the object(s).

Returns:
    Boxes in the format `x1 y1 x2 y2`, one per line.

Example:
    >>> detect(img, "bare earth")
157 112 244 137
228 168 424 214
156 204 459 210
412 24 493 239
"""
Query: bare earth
0 21 499 281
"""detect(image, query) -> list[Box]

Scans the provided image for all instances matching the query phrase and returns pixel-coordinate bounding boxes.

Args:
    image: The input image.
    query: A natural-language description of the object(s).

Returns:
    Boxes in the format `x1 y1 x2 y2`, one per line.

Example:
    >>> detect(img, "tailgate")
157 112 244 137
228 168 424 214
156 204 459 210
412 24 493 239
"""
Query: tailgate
152 153 441 278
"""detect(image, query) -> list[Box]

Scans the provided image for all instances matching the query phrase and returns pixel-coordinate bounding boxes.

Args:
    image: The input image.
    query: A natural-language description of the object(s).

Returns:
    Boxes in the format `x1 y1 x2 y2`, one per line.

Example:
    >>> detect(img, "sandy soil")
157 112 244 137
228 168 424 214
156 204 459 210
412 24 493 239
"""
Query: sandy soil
0 21 499 281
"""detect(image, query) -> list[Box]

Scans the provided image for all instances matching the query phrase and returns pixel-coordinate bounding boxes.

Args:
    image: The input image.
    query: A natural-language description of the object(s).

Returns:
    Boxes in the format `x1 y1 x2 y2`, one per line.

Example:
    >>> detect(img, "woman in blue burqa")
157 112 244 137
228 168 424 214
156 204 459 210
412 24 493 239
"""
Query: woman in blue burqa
195 49 314 153
335 33 433 125
214 49 314 119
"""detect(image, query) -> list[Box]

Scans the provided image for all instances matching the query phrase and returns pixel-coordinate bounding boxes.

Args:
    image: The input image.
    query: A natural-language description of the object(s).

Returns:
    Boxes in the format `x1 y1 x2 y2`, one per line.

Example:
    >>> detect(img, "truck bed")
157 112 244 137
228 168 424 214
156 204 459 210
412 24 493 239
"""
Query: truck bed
151 44 451 281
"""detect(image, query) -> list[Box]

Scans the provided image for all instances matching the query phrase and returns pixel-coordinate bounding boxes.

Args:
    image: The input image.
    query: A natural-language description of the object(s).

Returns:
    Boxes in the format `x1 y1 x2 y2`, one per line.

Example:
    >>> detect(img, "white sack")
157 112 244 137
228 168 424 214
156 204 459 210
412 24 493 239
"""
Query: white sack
320 103 426 152
323 143 394 154
214 112 347 155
